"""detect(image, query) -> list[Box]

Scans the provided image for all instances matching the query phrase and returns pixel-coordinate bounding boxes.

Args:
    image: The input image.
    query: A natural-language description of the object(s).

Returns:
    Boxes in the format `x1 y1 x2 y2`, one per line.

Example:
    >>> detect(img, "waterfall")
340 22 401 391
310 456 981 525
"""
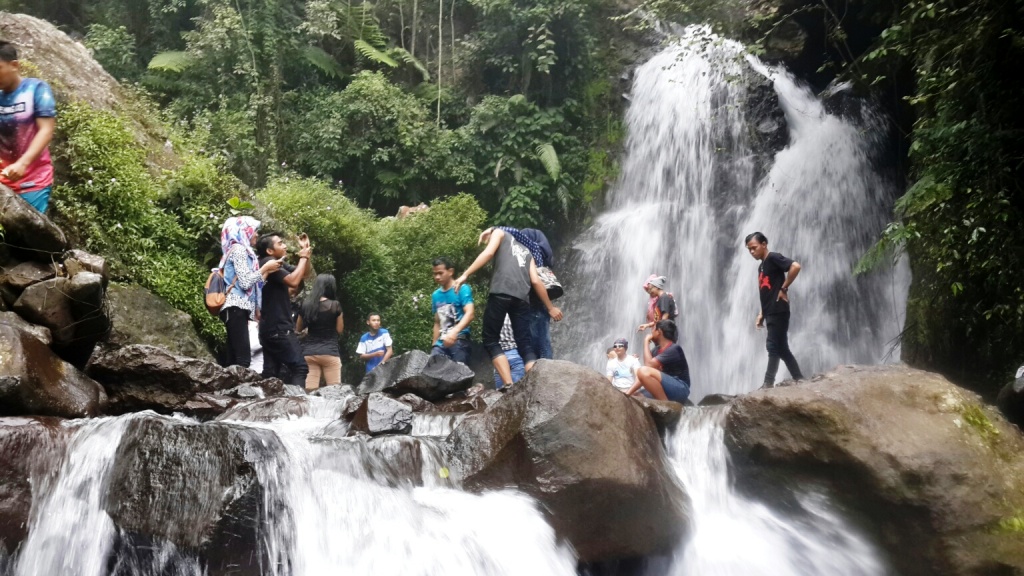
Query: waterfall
8 403 576 576
558 26 909 398
666 407 889 574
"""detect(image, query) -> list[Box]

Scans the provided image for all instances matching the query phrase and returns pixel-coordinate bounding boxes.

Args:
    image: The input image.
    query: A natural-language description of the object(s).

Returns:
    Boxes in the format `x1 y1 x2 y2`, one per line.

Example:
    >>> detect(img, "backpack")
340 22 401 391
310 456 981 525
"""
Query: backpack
204 269 238 316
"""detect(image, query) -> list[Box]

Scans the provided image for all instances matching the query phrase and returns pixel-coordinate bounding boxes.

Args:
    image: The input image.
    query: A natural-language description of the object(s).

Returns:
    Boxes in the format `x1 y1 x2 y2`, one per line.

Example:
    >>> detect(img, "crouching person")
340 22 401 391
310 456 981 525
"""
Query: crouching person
624 319 690 403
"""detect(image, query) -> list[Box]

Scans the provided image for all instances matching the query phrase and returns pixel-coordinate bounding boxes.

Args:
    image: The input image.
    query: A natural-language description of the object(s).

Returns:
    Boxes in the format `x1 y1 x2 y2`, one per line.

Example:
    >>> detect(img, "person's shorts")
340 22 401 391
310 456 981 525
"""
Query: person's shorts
660 373 690 403
19 186 52 213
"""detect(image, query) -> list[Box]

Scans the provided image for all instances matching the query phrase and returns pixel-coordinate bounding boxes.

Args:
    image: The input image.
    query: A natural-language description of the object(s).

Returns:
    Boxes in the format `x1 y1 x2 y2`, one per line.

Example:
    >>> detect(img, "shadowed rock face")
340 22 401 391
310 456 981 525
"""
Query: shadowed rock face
446 359 689 562
349 393 414 436
86 344 282 416
106 415 285 576
726 365 1024 576
357 350 475 401
105 283 213 361
0 185 68 261
0 325 107 418
12 278 76 346
0 416 69 554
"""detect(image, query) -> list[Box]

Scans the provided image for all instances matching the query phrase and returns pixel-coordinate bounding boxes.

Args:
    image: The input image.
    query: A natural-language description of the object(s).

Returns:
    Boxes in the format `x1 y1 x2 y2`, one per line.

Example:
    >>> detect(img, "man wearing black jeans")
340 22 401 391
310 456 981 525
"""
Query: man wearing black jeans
745 231 804 388
257 232 312 388
454 227 564 388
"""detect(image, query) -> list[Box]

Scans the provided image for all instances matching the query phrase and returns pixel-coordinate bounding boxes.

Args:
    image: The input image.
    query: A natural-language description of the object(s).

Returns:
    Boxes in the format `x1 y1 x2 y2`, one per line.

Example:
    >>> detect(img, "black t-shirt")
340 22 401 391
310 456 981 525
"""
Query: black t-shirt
654 342 690 384
259 257 297 334
758 252 793 316
301 300 342 356
656 293 678 320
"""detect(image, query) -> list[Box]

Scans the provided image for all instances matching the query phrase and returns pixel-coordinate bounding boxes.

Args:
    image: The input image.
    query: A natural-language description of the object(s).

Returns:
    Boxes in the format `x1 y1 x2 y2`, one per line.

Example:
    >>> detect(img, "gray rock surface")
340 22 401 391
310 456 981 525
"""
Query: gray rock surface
0 185 68 260
726 365 1024 576
105 283 213 361
63 249 109 284
350 393 414 435
106 415 284 576
446 360 689 562
0 261 56 296
357 350 474 401
66 271 110 344
12 277 75 346
215 397 312 422
0 416 69 554
0 310 52 346
630 395 683 436
0 324 107 417
85 344 280 415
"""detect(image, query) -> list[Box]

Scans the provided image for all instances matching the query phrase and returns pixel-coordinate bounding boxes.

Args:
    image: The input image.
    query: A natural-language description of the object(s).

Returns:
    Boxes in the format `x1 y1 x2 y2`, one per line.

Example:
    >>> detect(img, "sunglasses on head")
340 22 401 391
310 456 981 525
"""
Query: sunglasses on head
613 344 626 348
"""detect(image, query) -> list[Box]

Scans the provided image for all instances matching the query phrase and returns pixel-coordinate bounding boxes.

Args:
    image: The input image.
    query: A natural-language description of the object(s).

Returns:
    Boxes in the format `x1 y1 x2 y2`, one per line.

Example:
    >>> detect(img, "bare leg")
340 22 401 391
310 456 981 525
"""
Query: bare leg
492 354 513 386
524 360 535 371
636 366 668 401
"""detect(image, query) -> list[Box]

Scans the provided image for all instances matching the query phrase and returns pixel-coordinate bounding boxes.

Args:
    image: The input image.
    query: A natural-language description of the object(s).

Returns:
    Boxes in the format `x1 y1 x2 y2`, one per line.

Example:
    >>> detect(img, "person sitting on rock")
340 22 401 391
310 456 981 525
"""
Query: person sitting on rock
356 312 393 373
256 231 312 388
623 320 690 403
606 338 641 393
0 41 57 214
453 227 563 388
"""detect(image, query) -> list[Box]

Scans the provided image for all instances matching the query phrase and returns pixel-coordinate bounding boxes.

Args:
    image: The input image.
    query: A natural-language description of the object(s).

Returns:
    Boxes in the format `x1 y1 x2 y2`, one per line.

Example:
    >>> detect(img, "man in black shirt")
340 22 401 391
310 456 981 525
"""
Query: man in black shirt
745 231 804 387
256 232 312 387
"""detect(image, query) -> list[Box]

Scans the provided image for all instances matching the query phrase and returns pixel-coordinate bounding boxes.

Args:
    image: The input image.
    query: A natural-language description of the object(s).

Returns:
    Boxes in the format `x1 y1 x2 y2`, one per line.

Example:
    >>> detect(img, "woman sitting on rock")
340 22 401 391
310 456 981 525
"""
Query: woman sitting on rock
218 216 281 368
296 273 344 392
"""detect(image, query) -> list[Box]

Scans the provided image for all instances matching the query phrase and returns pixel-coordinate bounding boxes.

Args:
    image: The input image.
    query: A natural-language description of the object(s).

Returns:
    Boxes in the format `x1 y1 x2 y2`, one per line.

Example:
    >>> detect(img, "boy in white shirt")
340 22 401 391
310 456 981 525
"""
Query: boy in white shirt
605 338 640 391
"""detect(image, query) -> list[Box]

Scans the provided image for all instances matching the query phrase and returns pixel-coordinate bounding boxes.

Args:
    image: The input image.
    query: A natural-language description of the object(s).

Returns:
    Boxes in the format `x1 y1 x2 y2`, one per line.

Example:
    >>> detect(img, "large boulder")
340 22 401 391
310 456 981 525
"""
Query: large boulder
63 249 109 285
12 277 75 346
105 283 213 361
85 344 281 415
0 416 69 554
357 350 475 401
106 415 284 576
997 365 1024 429
0 185 68 260
0 324 107 417
0 310 52 346
0 260 56 306
445 360 689 562
349 393 414 436
66 271 110 345
725 365 1024 576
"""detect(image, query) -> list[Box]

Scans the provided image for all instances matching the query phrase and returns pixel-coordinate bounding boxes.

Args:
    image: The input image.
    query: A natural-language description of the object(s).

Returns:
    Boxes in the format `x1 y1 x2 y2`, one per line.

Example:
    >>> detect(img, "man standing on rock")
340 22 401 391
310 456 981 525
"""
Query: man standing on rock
430 257 475 365
256 232 312 388
453 227 563 388
0 41 56 214
745 231 804 387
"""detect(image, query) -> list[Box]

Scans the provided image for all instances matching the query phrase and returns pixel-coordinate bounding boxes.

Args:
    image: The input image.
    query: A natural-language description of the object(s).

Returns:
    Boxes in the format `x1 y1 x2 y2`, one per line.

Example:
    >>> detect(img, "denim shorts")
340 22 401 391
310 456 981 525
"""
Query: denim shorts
660 373 690 403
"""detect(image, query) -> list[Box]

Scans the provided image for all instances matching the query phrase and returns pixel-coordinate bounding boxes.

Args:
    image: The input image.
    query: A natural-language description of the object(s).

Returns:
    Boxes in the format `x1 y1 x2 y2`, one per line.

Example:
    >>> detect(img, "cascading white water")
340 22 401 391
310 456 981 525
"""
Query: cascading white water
558 26 909 398
666 407 888 575
7 401 576 576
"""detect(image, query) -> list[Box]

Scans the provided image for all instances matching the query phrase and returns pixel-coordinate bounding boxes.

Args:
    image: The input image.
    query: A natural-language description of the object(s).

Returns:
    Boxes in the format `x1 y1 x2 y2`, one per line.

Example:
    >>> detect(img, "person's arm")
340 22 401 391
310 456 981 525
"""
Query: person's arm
335 311 344 335
778 261 801 302
283 247 312 289
528 259 563 321
432 312 441 345
454 229 504 291
295 315 304 332
382 345 394 364
442 298 475 348
643 334 663 370
1 117 55 182
231 247 278 290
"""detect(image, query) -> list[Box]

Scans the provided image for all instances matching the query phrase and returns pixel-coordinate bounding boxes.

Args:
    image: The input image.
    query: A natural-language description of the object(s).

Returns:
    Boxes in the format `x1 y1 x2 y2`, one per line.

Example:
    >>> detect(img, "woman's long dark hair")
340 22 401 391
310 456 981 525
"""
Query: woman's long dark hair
301 273 337 324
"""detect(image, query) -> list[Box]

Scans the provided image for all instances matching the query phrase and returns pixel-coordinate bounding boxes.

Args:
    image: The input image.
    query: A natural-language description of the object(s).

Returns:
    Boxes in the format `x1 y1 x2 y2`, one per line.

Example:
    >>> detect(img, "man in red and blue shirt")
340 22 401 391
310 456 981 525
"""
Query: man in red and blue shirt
0 41 57 214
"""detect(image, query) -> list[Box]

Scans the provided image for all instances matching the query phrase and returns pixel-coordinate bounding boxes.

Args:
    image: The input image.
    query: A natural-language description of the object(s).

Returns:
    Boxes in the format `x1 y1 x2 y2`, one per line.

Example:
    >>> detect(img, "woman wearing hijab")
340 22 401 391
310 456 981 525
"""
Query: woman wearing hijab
497 227 557 359
218 216 281 368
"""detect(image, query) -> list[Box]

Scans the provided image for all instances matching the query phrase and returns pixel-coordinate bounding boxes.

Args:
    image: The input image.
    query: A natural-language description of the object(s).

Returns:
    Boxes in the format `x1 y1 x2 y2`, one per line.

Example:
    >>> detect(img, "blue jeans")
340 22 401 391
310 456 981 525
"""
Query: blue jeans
19 186 52 213
493 349 526 389
529 306 553 359
660 373 690 403
431 338 471 364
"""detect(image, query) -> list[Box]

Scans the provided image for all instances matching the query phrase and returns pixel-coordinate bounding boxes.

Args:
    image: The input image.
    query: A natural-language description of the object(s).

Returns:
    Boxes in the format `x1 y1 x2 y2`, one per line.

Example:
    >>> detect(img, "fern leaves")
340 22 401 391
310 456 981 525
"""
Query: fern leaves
147 51 195 73
302 45 346 79
354 39 399 67
535 143 560 182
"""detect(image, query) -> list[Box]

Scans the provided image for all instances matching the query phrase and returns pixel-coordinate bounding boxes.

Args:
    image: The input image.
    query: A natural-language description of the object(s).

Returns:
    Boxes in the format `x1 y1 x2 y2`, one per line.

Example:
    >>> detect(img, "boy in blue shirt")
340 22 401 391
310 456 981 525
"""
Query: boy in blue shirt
356 312 393 373
430 257 474 364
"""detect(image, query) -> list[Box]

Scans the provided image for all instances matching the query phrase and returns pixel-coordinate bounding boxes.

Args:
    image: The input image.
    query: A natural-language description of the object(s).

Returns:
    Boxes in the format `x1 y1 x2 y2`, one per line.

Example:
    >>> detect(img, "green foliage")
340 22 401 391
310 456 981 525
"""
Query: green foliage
51 101 229 342
147 50 195 72
995 515 1024 534
85 24 141 80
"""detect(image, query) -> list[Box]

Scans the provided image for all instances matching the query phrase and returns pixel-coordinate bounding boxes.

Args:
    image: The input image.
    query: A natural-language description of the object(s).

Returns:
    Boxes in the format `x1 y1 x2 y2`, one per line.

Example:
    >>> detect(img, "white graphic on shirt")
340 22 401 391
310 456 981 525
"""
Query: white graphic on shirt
511 240 530 267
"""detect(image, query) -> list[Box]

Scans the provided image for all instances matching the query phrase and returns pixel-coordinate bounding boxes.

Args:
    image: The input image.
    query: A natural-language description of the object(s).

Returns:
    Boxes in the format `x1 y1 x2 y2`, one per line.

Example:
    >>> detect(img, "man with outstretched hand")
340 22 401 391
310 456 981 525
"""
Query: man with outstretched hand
256 232 312 387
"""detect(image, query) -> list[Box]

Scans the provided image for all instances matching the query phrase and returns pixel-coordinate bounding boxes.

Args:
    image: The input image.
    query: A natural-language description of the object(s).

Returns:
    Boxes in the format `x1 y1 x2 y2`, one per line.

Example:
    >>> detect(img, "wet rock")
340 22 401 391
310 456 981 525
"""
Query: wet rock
0 311 52 346
66 271 110 344
349 393 414 436
0 324 107 417
996 366 1024 429
310 384 357 401
0 185 68 260
106 415 284 576
357 350 475 401
215 397 312 422
365 435 450 487
105 283 213 361
446 360 689 562
698 393 736 406
0 416 68 554
726 365 1024 576
630 395 683 436
0 261 56 301
12 277 75 346
85 344 270 415
63 249 109 285
763 19 807 61
398 393 435 412
222 365 285 397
